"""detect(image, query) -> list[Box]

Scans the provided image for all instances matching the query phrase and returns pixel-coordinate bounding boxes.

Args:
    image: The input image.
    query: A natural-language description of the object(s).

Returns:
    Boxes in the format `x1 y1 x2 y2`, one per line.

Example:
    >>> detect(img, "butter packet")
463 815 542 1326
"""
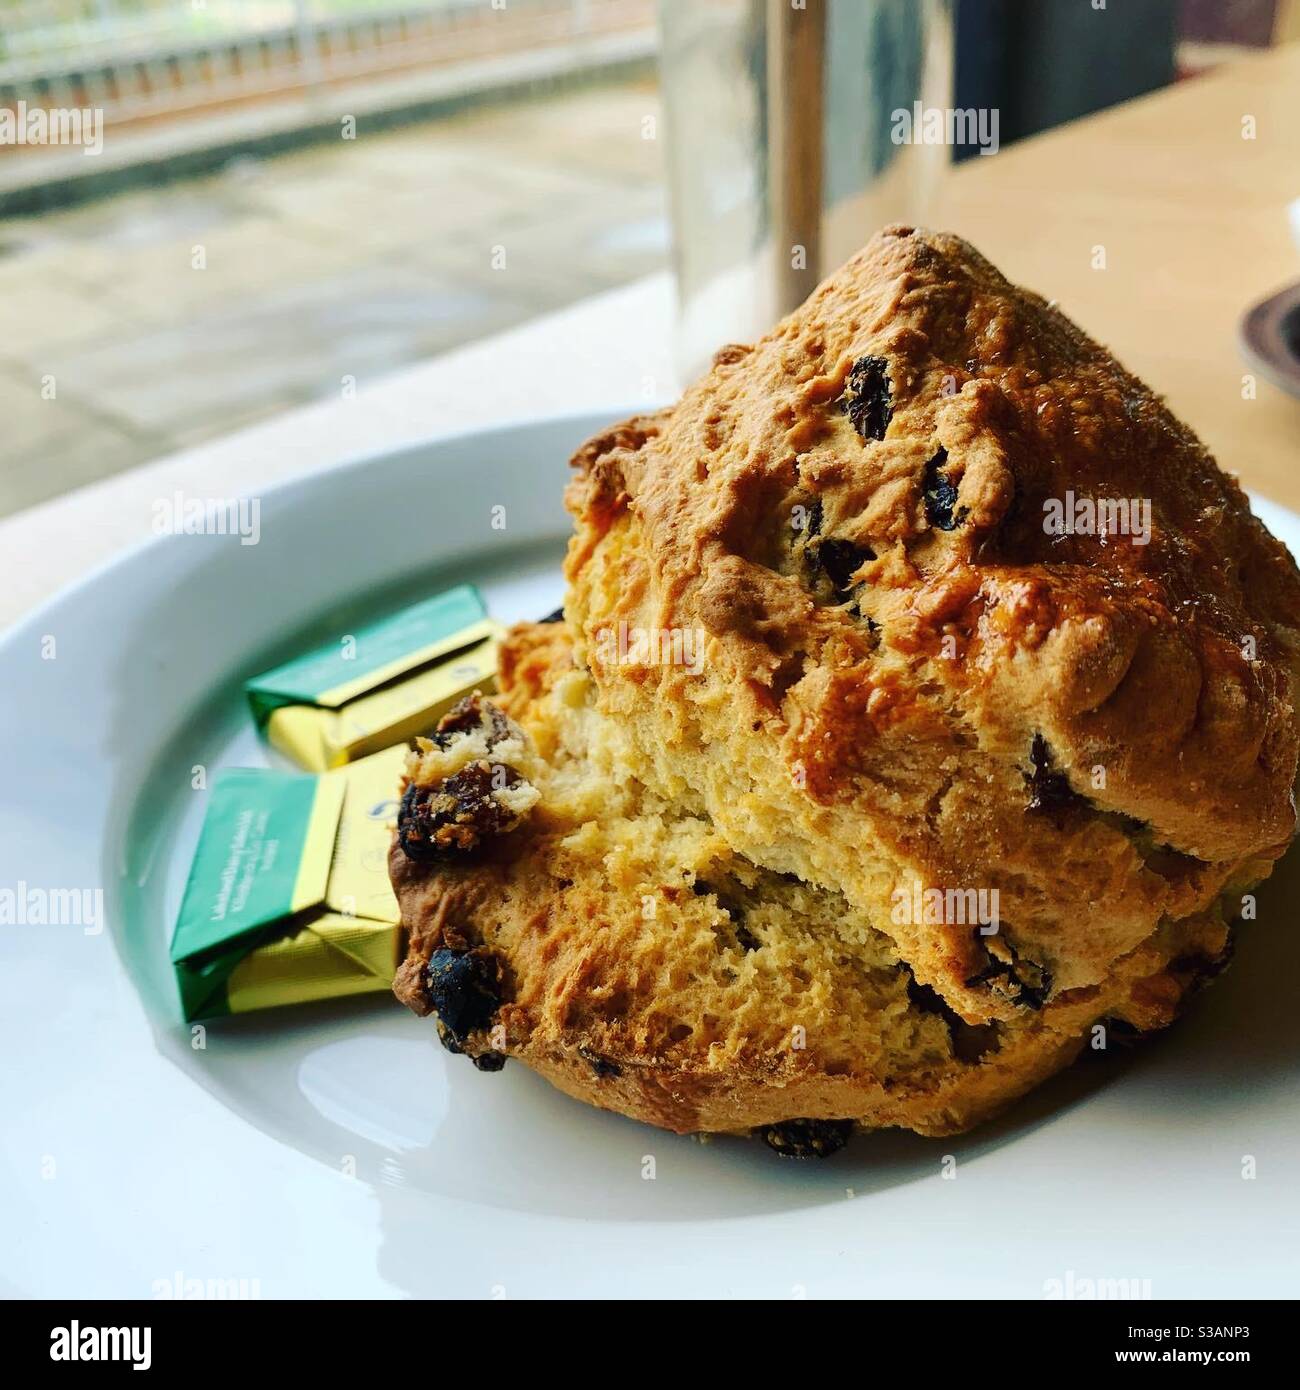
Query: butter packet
246 583 501 770
170 745 407 1021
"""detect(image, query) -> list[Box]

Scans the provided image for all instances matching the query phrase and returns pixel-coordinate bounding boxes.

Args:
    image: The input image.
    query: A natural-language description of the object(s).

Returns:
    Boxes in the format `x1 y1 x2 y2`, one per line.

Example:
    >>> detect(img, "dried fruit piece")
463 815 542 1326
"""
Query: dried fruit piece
758 1118 855 1159
430 692 510 749
423 947 502 1052
794 497 874 604
923 447 962 531
841 354 892 441
578 1046 622 1079
1024 733 1081 813
965 936 1054 1010
814 538 875 600
472 1052 507 1073
398 761 529 860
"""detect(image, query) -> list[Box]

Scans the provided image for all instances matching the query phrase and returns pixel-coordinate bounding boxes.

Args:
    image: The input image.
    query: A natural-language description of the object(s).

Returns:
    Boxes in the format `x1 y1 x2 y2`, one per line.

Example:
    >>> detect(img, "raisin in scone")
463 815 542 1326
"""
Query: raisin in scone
391 624 1237 1142
561 226 1300 1026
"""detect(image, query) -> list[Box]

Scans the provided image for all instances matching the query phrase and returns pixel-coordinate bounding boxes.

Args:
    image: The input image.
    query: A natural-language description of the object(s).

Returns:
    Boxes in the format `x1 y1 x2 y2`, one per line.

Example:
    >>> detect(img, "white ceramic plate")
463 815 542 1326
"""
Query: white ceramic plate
3 412 1299 1299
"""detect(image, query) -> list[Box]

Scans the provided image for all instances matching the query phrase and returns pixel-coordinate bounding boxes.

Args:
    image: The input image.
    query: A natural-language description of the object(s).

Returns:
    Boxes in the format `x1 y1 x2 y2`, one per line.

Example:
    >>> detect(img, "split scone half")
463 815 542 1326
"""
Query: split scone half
392 227 1300 1150
392 624 1238 1149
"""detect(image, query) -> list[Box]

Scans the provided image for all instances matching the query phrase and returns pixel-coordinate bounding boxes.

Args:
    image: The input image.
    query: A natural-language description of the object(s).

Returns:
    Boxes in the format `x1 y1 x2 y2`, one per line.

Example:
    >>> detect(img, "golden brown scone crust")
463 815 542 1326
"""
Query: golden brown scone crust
391 623 1236 1139
561 226 1300 1024
391 228 1299 1142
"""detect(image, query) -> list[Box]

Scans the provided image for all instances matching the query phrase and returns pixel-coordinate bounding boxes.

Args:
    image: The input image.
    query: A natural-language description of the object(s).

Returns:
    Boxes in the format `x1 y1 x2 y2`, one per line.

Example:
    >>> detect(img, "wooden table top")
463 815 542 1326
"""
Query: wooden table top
936 41 1300 507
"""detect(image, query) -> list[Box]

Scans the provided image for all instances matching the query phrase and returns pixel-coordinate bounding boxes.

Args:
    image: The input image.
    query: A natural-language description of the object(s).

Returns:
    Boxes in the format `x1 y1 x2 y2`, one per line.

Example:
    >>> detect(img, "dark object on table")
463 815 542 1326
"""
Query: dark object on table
1240 283 1300 401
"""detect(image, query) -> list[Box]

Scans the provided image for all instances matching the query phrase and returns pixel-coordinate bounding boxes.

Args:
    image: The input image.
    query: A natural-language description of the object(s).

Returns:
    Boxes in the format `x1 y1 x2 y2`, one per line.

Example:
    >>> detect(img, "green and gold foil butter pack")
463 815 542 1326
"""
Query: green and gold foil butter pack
246 583 501 770
170 745 407 1021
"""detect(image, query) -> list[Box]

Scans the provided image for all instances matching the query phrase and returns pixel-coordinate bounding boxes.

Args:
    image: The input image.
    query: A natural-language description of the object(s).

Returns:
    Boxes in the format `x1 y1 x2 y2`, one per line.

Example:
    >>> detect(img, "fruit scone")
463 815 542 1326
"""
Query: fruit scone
390 227 1300 1148
561 225 1300 1026
391 623 1239 1147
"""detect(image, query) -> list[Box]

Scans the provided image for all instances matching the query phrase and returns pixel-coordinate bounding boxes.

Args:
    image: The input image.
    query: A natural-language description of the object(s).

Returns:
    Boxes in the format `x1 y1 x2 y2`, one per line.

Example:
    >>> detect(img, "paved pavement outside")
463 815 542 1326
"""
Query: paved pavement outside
0 76 667 517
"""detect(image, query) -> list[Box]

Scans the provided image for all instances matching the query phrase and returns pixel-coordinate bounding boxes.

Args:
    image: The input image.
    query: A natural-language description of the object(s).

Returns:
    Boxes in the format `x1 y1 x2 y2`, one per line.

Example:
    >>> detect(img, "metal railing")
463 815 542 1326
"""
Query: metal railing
0 0 655 129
